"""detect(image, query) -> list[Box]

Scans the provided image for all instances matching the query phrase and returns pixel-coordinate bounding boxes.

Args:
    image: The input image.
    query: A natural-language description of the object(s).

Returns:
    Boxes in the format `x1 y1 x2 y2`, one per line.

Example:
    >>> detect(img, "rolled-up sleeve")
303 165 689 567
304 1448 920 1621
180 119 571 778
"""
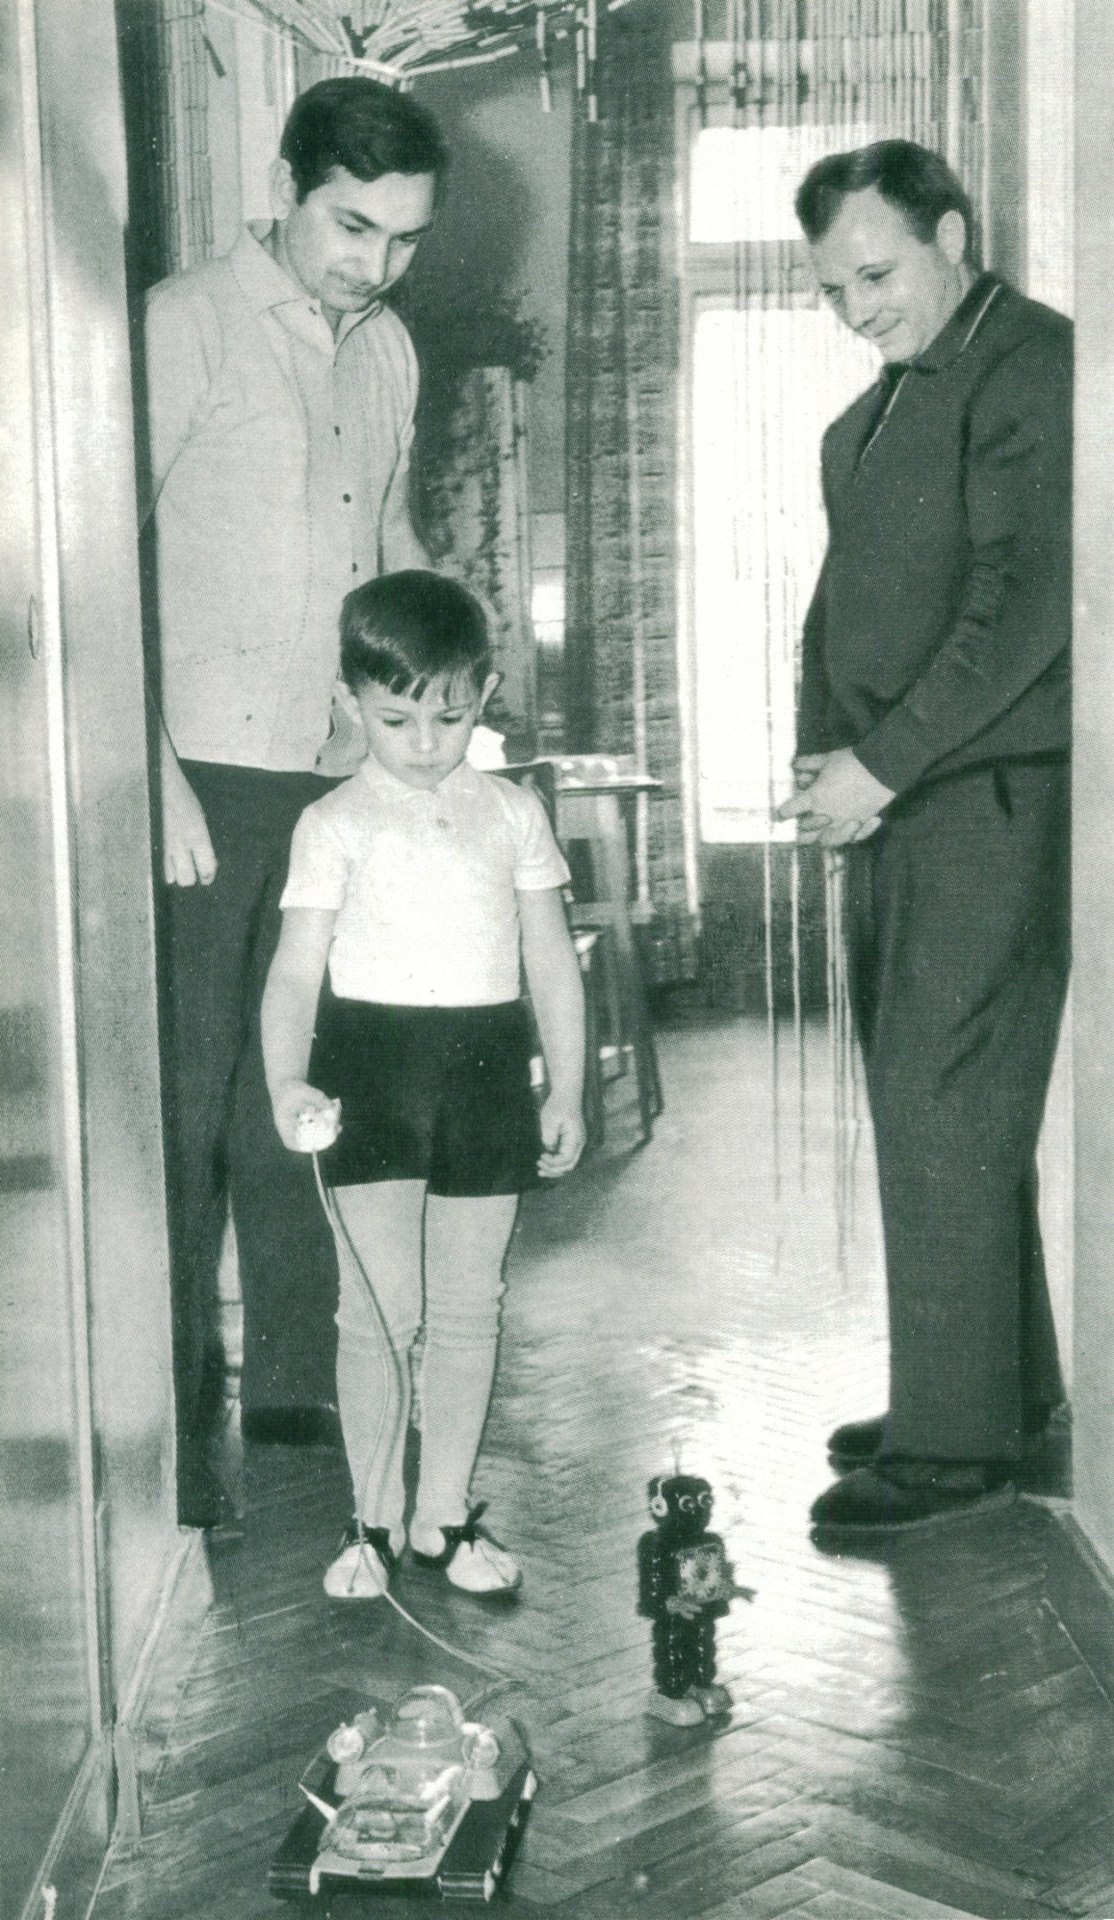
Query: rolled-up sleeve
377 333 427 572
138 283 219 526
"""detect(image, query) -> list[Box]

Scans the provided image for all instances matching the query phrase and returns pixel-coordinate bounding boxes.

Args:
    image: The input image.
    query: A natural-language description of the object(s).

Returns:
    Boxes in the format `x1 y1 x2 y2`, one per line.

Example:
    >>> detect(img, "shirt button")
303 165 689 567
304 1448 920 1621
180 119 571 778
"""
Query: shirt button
334 425 341 437
352 563 358 572
342 492 351 503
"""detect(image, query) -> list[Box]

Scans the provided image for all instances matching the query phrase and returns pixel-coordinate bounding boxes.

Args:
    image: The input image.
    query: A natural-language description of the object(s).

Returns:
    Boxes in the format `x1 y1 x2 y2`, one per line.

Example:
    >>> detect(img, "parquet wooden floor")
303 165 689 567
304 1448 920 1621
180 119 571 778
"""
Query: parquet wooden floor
93 1009 1114 1920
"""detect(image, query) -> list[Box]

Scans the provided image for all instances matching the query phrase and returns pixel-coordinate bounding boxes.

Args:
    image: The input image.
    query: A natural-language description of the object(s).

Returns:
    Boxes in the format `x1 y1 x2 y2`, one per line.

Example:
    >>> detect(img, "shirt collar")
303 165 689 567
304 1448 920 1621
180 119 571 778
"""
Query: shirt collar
231 224 383 342
910 272 1005 374
356 754 478 805
231 224 309 315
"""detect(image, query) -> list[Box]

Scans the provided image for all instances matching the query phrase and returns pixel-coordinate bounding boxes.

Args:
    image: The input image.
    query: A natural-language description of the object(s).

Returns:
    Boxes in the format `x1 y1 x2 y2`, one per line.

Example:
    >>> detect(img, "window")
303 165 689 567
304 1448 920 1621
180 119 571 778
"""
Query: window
690 120 876 244
691 299 877 841
673 15 969 847
680 107 880 845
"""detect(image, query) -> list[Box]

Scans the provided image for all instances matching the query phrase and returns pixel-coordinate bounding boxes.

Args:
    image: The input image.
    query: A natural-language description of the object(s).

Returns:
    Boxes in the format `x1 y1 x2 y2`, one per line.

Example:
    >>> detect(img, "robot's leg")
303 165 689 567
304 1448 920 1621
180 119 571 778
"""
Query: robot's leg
647 1618 704 1725
687 1616 731 1717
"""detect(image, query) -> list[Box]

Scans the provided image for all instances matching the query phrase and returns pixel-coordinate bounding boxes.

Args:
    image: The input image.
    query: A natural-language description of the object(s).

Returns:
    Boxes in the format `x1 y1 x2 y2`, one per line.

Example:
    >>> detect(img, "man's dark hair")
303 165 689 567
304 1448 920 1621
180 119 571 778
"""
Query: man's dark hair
795 139 976 259
341 571 492 697
280 78 448 202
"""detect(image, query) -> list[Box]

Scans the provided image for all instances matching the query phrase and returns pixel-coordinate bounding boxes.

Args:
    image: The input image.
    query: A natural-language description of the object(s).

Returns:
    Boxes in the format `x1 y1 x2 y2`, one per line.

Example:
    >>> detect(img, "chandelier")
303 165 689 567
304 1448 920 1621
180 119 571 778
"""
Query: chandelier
209 0 635 106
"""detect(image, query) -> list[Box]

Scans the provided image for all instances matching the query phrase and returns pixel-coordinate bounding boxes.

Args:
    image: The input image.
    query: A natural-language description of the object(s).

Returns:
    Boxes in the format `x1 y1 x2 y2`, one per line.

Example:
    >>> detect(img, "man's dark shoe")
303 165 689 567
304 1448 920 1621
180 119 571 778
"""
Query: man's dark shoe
241 1404 343 1448
810 1459 1015 1538
827 1414 888 1470
827 1403 1069 1474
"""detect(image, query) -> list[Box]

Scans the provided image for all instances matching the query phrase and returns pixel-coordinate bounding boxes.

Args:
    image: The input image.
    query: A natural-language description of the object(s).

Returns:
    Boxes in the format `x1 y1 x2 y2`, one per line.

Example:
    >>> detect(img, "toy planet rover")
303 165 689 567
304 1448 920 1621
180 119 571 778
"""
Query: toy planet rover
269 1684 536 1903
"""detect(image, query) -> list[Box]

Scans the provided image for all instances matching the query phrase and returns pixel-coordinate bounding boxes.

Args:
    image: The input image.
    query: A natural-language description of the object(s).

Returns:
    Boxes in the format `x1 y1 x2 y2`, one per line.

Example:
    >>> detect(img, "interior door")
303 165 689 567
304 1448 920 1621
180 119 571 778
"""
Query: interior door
0 4 105 1911
2 4 181 1913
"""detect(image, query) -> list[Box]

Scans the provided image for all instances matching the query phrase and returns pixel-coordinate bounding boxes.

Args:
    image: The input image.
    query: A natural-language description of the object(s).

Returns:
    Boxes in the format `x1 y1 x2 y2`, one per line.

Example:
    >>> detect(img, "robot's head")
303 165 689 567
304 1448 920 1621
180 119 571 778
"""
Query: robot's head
647 1473 714 1534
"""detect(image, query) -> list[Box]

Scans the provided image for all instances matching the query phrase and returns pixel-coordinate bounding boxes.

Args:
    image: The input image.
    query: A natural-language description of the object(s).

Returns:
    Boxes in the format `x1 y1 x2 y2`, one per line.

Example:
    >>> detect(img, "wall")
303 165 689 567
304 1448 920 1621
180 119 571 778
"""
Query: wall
1024 0 1074 315
1024 0 1076 1380
1071 0 1114 1571
981 5 1023 283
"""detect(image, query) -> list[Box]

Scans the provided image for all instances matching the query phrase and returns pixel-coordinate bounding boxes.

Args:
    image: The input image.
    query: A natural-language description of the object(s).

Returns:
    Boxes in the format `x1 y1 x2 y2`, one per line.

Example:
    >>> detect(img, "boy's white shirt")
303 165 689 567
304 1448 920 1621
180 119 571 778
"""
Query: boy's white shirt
281 755 568 1007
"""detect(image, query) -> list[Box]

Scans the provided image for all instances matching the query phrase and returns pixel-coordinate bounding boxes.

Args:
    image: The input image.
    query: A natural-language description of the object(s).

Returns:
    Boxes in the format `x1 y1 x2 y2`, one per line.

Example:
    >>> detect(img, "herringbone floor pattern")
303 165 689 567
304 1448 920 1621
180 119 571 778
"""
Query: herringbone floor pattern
94 1010 1114 1920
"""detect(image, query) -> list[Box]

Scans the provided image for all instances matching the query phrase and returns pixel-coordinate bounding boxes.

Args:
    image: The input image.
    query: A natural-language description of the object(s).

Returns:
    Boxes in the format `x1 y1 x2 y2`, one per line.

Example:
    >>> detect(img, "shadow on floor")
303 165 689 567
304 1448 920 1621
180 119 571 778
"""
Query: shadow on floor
95 1012 1110 1920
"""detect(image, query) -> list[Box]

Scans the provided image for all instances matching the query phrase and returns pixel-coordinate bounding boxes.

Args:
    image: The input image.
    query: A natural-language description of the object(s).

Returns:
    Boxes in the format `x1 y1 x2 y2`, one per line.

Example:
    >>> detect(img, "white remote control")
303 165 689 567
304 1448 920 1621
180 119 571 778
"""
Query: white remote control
293 1100 341 1152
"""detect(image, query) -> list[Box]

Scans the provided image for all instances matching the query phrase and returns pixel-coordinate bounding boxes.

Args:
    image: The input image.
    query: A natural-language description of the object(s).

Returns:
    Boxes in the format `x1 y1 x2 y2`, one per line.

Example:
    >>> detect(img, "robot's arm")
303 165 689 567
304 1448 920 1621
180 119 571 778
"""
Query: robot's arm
710 1533 756 1603
637 1532 670 1617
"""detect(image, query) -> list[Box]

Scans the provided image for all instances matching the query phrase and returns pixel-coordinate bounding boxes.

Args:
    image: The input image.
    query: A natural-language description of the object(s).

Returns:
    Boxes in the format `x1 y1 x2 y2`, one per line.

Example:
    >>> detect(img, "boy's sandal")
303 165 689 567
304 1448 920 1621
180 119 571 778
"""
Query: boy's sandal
410 1503 522 1595
324 1521 396 1600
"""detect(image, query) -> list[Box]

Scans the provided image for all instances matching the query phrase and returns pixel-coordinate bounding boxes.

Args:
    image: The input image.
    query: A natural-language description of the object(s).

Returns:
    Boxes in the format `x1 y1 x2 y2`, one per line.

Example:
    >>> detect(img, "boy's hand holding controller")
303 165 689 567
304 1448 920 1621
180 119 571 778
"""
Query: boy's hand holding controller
537 1091 587 1179
272 1082 342 1155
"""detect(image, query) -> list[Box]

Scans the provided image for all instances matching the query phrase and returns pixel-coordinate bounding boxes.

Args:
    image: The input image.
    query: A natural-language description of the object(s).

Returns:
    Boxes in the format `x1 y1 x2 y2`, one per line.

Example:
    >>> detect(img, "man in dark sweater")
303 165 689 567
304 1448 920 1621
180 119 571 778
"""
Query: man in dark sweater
778 141 1072 1537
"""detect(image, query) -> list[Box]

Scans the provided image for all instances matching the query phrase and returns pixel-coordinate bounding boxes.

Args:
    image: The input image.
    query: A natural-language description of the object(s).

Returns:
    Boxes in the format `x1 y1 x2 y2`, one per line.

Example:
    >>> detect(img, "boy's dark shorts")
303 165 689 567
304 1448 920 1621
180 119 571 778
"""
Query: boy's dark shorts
309 993 540 1195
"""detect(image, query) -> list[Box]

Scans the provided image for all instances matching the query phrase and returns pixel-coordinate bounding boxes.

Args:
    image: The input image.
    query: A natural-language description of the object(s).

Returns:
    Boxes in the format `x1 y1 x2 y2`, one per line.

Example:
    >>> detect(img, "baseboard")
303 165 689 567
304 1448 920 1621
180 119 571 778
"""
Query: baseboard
14 1534 211 1920
18 1737 112 1920
1044 1510 1114 1703
111 1528 214 1844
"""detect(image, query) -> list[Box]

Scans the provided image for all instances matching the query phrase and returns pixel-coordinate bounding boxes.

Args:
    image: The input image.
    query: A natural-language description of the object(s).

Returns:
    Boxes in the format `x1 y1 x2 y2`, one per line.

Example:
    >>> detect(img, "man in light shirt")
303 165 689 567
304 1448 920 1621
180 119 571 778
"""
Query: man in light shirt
139 78 445 1524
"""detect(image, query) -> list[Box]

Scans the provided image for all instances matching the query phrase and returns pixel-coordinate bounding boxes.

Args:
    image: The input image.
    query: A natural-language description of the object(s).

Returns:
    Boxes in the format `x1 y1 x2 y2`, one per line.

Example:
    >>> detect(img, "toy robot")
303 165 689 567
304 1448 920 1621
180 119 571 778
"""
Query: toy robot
637 1474 754 1725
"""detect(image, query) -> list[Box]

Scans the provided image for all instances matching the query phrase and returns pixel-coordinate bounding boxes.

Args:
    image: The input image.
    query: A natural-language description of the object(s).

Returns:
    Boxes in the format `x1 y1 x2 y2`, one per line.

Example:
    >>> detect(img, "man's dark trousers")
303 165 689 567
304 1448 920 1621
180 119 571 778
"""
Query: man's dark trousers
845 757 1069 1464
159 762 340 1474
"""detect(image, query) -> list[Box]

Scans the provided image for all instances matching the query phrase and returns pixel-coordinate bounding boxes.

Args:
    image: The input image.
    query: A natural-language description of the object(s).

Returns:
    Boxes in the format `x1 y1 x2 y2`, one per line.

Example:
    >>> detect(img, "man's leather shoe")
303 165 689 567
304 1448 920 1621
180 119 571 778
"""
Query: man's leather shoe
810 1460 1015 1538
827 1404 1068 1473
241 1405 343 1448
827 1414 887 1470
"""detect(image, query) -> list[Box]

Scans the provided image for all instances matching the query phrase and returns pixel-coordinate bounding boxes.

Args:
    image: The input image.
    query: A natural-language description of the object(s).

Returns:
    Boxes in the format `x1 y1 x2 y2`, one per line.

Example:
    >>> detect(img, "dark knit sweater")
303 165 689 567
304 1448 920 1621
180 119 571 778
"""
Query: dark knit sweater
798 273 1072 794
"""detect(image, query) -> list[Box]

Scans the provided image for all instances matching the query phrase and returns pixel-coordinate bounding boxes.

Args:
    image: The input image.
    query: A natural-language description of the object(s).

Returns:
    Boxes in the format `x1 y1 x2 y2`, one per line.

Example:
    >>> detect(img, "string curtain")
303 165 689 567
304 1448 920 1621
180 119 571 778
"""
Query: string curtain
683 1 983 878
207 0 619 96
565 0 694 982
565 0 984 1224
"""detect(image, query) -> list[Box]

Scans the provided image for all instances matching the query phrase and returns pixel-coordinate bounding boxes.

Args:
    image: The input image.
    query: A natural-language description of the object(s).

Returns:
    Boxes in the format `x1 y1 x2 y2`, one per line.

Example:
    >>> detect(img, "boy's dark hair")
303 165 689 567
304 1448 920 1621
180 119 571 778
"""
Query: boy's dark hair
341 571 492 697
280 78 448 203
795 139 976 261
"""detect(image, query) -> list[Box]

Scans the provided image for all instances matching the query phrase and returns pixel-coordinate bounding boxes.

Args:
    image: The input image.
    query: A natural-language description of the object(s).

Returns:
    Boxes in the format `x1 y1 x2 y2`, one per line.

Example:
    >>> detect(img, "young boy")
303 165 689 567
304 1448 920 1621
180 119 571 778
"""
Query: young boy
261 572 586 1598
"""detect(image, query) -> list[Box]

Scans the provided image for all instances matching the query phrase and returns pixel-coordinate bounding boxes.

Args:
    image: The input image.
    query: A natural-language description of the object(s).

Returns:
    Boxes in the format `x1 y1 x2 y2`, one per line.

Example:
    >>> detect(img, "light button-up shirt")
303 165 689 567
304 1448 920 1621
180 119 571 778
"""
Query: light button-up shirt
142 225 424 771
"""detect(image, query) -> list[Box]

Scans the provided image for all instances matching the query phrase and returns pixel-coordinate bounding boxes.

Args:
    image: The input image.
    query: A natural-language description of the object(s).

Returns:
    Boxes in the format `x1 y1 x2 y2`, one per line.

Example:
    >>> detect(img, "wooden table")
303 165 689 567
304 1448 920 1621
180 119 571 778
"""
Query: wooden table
545 764 665 1142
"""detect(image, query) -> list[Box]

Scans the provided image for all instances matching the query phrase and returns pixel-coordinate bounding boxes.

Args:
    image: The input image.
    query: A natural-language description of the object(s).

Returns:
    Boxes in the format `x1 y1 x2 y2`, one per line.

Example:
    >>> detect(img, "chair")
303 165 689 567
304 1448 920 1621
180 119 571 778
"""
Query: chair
572 929 607 1148
495 757 664 1145
544 758 664 1145
493 762 607 1149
